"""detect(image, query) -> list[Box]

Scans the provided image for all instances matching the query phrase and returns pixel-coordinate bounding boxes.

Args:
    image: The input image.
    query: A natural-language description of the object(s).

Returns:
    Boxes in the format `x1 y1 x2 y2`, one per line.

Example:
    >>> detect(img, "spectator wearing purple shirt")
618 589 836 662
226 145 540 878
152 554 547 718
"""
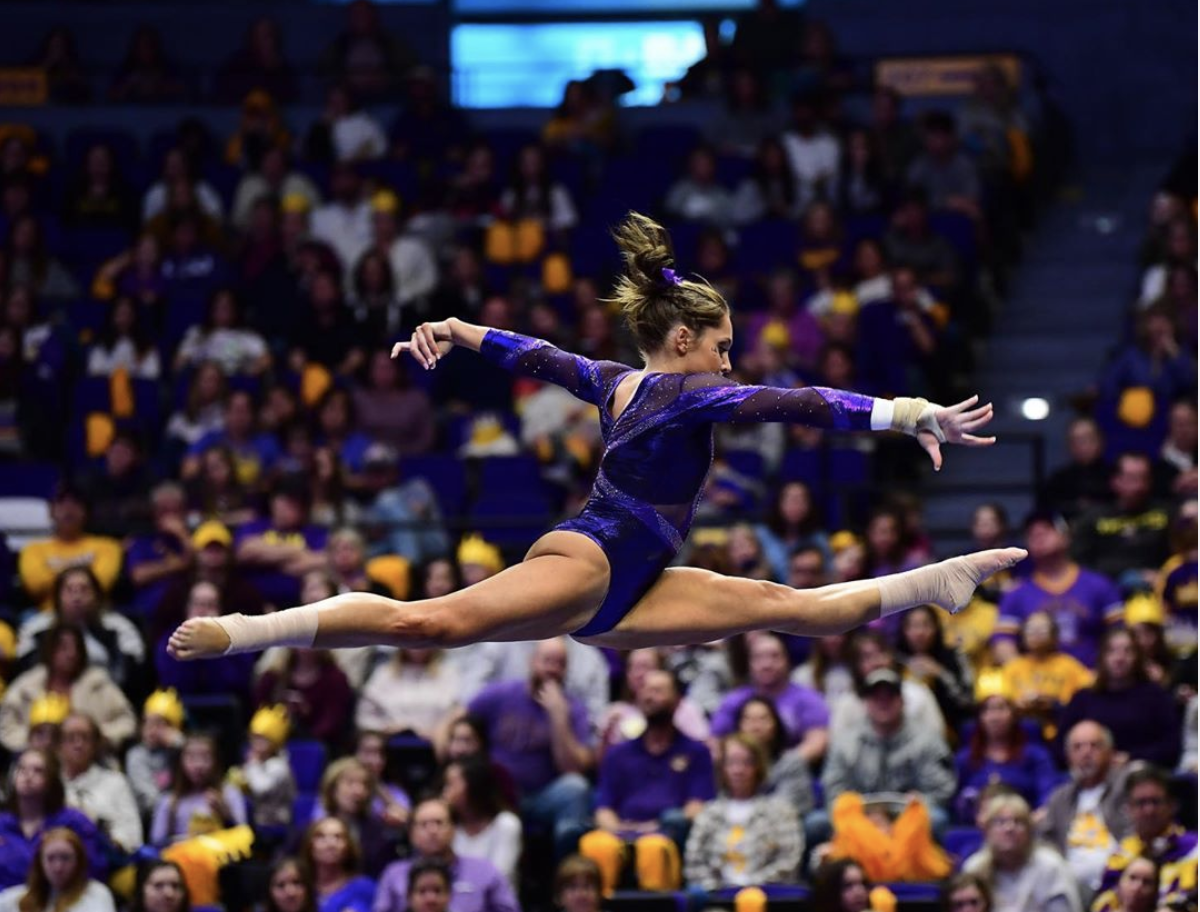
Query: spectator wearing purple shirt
234 481 329 607
741 269 825 373
124 482 194 618
154 581 255 702
466 638 594 859
183 390 283 490
711 633 829 765
0 749 109 889
580 669 715 892
855 265 940 399
374 798 520 912
993 511 1123 668
1058 628 1181 769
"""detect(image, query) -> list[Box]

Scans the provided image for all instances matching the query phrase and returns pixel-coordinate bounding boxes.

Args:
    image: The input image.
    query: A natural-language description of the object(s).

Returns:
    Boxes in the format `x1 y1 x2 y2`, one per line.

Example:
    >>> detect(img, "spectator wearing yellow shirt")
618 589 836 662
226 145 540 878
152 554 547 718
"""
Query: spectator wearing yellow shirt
1002 611 1093 741
18 485 121 611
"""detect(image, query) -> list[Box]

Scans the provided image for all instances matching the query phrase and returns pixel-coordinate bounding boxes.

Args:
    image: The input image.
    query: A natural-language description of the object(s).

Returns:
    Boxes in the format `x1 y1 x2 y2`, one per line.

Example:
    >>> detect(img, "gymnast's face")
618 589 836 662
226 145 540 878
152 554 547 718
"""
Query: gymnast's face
686 312 733 376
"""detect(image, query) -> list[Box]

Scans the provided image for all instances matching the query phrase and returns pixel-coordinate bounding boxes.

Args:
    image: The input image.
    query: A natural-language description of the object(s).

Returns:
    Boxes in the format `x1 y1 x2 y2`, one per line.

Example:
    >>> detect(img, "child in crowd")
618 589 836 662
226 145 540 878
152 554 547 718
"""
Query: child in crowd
126 688 186 818
229 705 297 829
151 733 248 845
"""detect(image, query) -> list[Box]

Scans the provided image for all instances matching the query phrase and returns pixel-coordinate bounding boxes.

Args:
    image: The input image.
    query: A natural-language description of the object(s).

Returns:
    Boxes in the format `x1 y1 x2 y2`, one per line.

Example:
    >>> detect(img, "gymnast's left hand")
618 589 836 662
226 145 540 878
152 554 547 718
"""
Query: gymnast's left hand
392 320 454 370
921 395 996 471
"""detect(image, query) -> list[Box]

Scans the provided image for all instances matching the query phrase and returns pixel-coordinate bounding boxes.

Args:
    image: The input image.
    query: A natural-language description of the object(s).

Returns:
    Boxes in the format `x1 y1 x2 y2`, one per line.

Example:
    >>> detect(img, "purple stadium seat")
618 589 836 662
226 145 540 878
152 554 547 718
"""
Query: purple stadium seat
400 454 467 518
930 210 978 275
737 220 799 278
468 492 553 548
715 155 752 187
63 299 110 343
476 454 544 492
845 212 888 247
356 158 421 202
779 447 822 486
827 446 869 487
485 128 541 171
723 449 765 481
0 462 59 498
286 739 327 793
292 792 317 826
635 125 702 167
943 825 985 865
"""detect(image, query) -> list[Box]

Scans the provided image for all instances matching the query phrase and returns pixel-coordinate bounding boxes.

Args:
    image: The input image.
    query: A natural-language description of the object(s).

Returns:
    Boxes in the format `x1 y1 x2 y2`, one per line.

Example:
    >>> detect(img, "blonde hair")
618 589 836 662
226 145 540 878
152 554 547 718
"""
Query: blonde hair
608 211 728 355
319 757 375 817
975 793 1035 879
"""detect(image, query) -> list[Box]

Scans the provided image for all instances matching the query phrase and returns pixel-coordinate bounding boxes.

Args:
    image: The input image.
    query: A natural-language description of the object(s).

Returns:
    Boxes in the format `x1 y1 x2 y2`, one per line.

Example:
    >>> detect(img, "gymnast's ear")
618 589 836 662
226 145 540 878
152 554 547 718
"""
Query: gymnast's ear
672 324 693 356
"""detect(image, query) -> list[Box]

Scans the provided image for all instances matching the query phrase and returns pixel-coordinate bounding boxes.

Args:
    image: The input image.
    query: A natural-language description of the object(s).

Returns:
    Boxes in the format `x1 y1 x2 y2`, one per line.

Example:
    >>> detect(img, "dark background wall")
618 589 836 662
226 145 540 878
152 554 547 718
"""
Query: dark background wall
2 0 1194 166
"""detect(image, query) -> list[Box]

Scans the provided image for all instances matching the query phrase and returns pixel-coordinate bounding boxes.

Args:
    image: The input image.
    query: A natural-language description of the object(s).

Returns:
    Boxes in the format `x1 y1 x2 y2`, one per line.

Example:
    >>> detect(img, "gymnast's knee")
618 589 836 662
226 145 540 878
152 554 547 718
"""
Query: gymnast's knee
384 603 462 648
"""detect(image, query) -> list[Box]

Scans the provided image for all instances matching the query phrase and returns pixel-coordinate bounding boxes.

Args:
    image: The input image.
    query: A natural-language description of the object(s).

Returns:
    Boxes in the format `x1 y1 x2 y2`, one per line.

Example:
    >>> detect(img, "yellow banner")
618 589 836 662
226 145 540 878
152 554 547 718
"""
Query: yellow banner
0 68 47 106
875 55 1022 97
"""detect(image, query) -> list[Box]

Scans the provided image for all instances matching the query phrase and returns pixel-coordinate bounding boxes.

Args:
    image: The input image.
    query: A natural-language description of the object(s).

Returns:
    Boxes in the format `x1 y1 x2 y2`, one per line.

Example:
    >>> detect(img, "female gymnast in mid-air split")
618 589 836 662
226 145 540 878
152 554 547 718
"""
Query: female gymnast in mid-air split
170 212 1025 661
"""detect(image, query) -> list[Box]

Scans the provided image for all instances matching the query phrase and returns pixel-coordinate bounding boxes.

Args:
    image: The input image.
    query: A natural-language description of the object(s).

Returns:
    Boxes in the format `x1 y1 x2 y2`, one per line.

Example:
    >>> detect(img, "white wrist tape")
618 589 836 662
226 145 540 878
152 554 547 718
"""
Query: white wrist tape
890 397 947 443
216 607 320 655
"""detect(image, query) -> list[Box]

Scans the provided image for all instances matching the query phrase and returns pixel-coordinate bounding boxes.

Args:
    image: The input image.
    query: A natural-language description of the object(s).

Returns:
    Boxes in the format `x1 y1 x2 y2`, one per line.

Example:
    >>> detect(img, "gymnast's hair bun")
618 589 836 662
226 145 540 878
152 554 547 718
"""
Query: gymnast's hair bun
608 211 726 355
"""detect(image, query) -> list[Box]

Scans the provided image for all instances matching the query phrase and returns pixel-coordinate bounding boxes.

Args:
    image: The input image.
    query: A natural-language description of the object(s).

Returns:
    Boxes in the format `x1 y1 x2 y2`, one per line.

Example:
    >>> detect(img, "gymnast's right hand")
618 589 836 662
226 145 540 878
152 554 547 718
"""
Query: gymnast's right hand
392 320 454 369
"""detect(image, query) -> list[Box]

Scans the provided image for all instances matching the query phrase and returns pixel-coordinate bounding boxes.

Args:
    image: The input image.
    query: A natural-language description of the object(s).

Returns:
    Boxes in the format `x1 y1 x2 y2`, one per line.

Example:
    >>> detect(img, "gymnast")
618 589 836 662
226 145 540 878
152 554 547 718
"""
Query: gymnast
169 212 1024 661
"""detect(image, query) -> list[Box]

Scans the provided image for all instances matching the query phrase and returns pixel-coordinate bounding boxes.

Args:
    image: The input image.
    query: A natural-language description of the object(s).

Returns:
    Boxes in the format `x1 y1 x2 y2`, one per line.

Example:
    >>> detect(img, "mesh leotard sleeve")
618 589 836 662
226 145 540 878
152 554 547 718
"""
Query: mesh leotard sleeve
479 329 630 408
680 373 877 430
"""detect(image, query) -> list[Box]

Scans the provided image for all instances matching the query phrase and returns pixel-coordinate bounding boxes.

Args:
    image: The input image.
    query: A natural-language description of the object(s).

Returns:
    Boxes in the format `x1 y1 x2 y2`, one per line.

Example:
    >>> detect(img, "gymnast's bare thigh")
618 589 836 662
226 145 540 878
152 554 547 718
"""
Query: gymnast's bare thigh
467 530 613 643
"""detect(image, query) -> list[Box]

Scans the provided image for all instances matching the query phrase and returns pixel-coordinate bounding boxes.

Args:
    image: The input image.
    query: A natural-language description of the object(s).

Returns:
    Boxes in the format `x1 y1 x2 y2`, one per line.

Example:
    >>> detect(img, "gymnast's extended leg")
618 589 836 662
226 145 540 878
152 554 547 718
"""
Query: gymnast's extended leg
168 532 610 659
576 547 1027 649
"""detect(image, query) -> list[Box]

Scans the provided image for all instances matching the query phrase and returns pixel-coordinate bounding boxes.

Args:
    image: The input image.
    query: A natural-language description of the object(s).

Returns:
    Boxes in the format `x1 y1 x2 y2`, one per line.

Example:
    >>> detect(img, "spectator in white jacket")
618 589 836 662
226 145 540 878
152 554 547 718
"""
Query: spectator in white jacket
780 94 840 210
964 793 1083 912
59 713 142 853
664 145 734 229
367 190 439 308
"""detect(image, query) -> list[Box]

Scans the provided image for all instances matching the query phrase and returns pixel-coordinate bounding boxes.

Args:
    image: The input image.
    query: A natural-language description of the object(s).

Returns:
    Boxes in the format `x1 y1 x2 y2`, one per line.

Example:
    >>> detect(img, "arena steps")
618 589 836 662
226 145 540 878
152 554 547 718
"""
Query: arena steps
921 161 1170 555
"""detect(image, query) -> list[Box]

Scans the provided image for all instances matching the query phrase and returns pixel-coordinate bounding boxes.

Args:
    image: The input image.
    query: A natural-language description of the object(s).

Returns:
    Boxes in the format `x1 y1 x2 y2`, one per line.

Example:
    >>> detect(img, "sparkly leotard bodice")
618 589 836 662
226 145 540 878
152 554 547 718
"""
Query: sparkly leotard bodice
480 329 877 637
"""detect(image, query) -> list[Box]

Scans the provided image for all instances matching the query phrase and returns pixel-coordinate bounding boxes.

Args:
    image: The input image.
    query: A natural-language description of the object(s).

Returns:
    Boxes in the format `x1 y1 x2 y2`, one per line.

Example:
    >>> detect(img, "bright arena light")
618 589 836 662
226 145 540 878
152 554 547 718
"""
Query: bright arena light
1021 397 1051 421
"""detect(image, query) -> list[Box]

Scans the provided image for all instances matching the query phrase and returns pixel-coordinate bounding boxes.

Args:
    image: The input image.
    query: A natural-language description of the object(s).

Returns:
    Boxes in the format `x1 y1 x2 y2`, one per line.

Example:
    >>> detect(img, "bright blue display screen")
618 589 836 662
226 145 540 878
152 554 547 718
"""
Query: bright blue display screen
451 22 707 108
454 0 757 9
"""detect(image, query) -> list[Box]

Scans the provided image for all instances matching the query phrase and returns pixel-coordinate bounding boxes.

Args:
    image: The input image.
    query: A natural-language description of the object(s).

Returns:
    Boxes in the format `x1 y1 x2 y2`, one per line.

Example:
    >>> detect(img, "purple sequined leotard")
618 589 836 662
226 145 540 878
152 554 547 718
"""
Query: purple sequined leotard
479 329 877 637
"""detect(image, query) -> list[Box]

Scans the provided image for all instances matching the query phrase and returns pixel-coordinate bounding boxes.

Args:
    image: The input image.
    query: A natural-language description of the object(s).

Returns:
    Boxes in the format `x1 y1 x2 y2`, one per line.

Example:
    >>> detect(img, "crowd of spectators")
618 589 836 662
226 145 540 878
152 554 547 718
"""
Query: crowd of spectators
0 1 1193 911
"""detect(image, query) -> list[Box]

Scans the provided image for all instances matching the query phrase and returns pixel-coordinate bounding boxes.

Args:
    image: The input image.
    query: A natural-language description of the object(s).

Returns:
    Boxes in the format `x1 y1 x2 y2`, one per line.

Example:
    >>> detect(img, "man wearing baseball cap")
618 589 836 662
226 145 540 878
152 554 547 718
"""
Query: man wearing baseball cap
148 520 265 644
821 667 956 836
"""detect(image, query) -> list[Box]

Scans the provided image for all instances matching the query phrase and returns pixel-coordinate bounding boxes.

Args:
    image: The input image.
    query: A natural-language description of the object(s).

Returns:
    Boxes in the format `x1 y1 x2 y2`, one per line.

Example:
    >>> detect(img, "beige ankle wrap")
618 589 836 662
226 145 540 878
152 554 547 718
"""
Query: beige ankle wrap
216 606 320 655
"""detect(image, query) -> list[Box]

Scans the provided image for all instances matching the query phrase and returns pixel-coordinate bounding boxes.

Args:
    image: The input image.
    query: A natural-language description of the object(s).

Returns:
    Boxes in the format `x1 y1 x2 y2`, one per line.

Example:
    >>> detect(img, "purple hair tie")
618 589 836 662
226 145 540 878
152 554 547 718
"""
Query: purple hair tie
661 267 683 286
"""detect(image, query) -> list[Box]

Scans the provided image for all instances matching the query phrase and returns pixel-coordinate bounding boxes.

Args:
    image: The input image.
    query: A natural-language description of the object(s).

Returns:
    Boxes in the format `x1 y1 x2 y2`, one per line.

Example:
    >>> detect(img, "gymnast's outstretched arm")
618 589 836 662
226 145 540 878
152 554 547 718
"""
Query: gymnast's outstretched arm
680 376 996 470
394 319 629 408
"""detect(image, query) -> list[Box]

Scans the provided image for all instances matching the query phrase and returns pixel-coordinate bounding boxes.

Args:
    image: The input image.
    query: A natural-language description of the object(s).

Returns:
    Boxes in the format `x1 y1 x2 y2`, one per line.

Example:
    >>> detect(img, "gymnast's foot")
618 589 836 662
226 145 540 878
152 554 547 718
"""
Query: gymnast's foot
929 547 1027 614
167 618 231 661
879 547 1026 617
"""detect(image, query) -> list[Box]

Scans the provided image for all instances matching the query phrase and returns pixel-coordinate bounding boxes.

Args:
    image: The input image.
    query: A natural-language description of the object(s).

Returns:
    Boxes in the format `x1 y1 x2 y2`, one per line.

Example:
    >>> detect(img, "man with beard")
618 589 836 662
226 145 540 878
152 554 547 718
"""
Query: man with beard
466 637 594 859
578 668 714 892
